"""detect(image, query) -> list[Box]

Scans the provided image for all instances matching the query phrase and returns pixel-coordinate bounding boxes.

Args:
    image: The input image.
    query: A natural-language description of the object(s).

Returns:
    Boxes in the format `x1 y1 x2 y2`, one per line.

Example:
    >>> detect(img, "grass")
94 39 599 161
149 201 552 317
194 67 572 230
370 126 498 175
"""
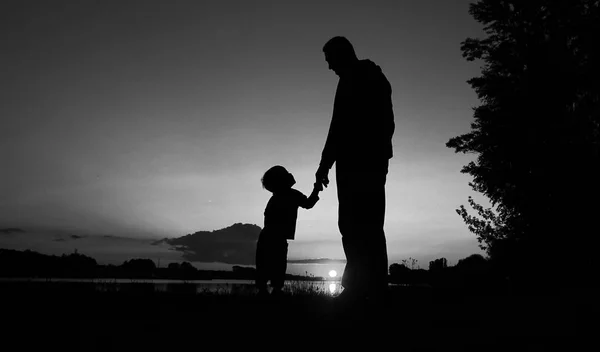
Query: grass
1 281 598 351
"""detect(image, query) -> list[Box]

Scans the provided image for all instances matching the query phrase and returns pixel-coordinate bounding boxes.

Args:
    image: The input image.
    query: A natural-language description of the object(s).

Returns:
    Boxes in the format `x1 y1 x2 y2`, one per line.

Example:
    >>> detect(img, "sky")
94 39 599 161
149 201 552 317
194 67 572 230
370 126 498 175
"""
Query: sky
1 0 489 272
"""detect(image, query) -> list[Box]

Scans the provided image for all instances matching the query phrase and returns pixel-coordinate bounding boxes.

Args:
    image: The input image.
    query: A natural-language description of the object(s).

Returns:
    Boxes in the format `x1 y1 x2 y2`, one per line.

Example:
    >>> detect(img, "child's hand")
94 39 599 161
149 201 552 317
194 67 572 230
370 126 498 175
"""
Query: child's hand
313 182 323 192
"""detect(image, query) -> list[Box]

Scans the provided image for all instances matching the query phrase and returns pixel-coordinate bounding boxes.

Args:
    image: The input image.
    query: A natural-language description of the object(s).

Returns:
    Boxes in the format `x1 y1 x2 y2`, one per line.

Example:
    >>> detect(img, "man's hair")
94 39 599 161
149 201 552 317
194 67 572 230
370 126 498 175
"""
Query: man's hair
261 165 288 193
322 36 357 58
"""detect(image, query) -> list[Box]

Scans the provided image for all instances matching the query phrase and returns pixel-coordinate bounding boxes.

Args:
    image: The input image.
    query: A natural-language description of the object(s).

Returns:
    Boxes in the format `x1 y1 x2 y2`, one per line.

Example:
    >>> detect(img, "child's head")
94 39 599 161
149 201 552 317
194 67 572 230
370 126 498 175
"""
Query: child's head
261 165 296 193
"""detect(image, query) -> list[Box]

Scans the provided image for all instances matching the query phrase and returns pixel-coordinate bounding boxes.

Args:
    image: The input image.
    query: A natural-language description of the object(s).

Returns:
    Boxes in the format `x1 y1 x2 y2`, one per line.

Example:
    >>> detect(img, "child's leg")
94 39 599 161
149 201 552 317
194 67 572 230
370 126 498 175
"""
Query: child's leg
270 240 289 292
255 239 268 293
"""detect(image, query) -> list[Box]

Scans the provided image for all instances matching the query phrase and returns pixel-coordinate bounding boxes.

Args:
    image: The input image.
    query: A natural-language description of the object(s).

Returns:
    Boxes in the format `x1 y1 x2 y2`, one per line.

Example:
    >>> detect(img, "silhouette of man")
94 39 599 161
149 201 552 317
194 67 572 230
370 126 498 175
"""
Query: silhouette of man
316 36 395 303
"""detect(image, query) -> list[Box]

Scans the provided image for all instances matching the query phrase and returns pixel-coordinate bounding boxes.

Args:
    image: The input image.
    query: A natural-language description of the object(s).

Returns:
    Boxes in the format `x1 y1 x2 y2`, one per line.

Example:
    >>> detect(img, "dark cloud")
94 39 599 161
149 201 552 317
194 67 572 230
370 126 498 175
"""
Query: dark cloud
153 223 261 265
0 228 25 235
102 235 138 241
52 234 86 242
287 258 346 264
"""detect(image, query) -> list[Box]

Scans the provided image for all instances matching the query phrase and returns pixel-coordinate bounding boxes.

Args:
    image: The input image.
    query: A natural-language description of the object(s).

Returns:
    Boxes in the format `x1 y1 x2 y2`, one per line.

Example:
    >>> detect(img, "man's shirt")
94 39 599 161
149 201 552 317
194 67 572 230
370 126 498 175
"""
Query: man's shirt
321 59 395 169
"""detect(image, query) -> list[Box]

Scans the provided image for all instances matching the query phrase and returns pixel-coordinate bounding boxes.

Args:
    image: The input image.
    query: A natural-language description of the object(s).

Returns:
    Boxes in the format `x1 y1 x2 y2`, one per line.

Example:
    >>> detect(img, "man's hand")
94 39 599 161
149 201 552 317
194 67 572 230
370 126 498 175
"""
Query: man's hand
315 165 329 189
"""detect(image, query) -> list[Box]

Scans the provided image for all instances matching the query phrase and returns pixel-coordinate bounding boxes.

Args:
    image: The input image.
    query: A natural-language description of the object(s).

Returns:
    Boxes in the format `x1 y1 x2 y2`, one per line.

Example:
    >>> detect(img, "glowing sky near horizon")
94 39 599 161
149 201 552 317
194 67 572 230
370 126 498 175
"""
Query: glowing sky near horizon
1 0 488 266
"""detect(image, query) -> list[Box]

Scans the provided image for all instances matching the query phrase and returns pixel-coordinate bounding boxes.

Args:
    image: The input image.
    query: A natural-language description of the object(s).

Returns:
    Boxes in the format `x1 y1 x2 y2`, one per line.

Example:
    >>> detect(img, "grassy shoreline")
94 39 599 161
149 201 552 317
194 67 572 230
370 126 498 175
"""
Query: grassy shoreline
1 281 597 350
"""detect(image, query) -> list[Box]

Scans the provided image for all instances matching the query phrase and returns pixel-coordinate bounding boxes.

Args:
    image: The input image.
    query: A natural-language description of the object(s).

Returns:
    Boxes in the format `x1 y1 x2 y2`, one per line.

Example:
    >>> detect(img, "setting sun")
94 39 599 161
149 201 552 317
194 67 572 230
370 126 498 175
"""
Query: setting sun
328 270 337 278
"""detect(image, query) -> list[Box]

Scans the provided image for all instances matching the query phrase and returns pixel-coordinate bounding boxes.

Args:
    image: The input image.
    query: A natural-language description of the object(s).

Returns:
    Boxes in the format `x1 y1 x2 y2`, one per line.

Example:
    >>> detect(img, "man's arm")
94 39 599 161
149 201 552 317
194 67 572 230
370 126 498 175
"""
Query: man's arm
316 82 343 188
316 112 337 189
320 117 337 173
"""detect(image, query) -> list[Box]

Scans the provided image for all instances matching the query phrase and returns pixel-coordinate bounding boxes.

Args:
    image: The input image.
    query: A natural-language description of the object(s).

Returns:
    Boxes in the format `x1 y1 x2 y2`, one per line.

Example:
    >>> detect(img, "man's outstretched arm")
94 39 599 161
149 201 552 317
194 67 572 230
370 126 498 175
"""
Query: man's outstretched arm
317 121 337 186
316 103 340 188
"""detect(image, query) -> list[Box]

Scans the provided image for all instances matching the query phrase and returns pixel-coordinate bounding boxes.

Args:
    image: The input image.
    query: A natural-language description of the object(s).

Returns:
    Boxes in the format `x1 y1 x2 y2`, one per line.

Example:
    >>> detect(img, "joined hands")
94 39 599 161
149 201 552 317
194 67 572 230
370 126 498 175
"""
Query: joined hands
315 165 329 191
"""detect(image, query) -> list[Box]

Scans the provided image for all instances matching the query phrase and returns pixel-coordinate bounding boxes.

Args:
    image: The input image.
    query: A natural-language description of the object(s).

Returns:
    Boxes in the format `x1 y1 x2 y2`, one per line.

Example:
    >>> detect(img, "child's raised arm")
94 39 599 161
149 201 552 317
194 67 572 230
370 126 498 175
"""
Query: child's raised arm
300 183 321 209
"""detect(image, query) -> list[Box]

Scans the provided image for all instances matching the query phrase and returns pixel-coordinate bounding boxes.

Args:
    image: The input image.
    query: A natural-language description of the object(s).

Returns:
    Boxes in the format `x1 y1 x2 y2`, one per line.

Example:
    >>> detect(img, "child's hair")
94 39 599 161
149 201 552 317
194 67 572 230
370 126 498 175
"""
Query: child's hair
261 165 289 193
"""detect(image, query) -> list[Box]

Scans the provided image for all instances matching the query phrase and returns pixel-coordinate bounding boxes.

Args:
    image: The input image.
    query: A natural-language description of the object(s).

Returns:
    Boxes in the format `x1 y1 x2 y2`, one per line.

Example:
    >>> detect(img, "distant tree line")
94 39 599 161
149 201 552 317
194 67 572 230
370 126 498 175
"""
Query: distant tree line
1 248 542 292
0 249 321 281
388 254 504 293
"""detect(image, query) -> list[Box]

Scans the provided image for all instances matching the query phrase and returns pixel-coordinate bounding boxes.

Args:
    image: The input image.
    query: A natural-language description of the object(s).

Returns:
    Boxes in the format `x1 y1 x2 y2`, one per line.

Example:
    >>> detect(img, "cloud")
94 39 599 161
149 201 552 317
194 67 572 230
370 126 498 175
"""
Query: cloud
287 258 346 264
102 235 136 240
152 223 261 265
52 234 87 242
0 228 181 266
0 228 25 235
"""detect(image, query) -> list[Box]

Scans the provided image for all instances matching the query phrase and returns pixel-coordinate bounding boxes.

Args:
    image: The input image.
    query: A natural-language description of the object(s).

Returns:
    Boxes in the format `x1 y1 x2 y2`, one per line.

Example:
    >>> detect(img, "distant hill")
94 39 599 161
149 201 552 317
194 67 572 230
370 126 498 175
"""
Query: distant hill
152 223 262 265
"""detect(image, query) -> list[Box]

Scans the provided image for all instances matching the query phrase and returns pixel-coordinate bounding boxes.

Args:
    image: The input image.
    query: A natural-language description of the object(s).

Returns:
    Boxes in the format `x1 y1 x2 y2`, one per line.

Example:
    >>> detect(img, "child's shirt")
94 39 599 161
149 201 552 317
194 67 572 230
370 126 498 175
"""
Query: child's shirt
261 188 319 240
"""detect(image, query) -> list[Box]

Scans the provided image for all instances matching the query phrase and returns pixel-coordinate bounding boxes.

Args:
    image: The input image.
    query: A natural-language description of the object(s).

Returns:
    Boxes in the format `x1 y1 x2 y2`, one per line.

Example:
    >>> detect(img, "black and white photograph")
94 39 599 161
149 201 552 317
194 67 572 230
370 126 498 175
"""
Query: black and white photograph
2 0 599 350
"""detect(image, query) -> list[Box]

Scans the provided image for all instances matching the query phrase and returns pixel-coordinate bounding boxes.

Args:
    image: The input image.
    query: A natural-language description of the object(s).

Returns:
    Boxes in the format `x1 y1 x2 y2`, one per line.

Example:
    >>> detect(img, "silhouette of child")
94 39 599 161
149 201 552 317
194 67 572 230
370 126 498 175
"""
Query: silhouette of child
256 165 322 297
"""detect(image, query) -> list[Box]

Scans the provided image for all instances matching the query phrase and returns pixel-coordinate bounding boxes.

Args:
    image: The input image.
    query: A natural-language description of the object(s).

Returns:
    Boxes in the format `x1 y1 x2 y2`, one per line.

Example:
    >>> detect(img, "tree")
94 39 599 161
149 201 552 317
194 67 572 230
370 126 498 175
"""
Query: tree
61 251 98 277
167 262 181 270
401 257 419 270
389 263 412 284
180 261 196 272
121 258 156 278
455 254 488 273
447 0 600 278
429 258 448 272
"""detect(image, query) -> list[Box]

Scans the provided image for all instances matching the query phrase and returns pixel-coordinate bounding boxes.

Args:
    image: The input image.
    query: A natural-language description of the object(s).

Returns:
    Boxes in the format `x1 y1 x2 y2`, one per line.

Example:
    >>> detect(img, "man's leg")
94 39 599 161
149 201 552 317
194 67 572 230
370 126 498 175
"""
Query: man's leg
337 160 389 297
363 165 389 297
337 163 370 297
337 165 355 293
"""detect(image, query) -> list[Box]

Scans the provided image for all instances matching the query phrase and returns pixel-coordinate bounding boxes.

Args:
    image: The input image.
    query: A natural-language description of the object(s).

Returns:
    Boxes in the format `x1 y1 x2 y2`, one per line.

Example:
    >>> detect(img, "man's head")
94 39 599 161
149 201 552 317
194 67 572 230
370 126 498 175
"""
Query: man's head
323 36 358 77
261 165 296 193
